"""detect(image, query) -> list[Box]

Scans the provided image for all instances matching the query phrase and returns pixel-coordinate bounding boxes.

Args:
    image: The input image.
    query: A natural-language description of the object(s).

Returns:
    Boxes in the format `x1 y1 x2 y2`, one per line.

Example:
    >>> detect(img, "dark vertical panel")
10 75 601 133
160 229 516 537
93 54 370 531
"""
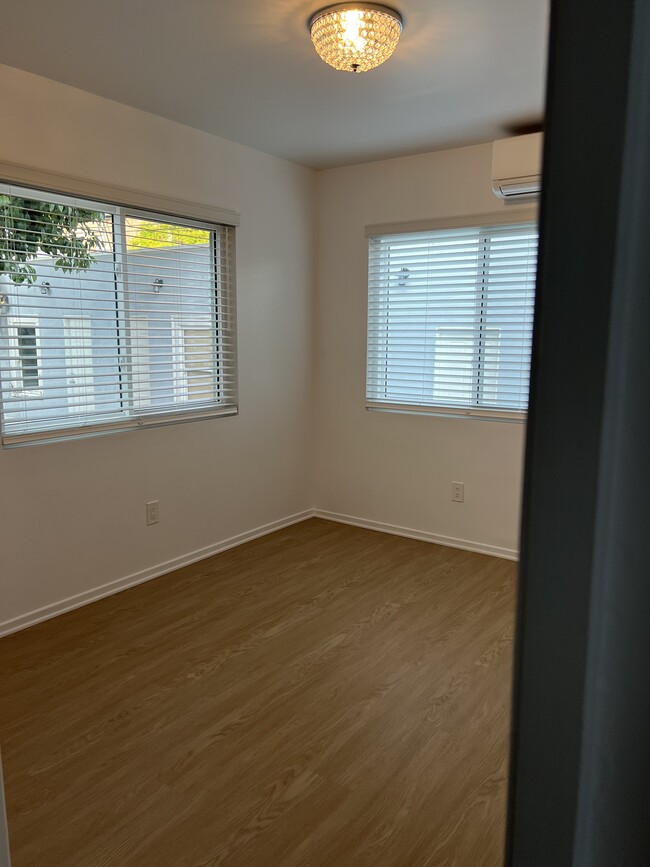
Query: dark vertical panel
572 1 650 862
506 0 636 864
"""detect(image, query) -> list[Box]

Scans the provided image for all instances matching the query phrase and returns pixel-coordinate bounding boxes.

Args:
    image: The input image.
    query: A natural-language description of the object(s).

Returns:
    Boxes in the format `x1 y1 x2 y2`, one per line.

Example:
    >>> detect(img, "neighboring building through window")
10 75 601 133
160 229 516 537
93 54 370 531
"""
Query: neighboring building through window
366 217 538 419
0 183 237 446
5 318 42 398
172 317 217 404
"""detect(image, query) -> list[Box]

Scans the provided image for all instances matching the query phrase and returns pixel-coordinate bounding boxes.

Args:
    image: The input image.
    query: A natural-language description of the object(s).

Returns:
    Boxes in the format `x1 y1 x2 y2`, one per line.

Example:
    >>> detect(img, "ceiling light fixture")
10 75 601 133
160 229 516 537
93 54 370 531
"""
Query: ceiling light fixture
309 3 403 74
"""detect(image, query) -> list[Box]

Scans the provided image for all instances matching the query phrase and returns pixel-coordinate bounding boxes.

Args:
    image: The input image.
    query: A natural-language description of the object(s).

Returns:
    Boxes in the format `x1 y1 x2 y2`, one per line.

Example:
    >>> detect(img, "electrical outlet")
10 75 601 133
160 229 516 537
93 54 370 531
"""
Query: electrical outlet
451 482 464 503
146 500 160 525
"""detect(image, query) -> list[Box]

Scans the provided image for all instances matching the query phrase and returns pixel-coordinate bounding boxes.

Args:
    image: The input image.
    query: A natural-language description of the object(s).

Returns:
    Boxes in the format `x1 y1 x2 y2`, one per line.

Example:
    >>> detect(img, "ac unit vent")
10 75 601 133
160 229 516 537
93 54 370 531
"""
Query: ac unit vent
492 133 543 200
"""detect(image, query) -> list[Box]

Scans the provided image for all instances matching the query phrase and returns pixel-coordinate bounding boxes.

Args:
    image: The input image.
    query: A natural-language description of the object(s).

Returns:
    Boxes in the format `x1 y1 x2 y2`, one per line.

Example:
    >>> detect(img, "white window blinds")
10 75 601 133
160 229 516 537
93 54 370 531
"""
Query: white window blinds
366 218 538 419
0 183 237 446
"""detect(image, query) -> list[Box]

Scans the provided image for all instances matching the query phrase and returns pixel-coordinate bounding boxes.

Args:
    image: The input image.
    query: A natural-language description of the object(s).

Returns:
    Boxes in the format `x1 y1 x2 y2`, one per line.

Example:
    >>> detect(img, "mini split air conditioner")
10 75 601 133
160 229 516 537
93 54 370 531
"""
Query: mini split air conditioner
492 132 543 199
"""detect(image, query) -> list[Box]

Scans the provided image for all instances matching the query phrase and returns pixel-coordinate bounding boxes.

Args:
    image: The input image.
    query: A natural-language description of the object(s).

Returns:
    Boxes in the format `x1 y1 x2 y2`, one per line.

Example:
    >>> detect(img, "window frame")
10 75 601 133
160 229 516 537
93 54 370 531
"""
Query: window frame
171 314 218 405
0 175 238 447
5 316 43 399
365 209 538 423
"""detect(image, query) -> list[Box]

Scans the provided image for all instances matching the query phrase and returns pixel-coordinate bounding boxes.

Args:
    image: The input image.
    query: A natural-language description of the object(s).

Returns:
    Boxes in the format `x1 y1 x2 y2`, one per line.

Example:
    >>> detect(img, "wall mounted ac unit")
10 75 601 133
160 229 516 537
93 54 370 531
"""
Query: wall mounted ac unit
492 133 543 199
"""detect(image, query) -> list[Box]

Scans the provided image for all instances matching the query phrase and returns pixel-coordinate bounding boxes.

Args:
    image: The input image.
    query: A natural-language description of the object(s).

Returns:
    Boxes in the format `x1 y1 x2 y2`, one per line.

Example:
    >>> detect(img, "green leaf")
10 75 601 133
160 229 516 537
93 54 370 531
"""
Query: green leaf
0 196 105 284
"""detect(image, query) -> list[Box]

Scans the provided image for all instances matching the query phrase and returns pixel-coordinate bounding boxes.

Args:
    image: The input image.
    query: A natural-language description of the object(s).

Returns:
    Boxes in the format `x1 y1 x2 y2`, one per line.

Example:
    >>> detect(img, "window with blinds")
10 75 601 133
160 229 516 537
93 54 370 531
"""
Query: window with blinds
0 183 237 446
366 218 538 419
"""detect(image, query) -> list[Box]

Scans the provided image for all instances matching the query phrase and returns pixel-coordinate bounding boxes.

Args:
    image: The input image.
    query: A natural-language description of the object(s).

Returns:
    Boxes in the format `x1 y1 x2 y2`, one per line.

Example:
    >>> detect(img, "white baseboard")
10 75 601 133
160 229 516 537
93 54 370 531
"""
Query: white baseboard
0 510 313 638
1 508 518 638
313 509 519 561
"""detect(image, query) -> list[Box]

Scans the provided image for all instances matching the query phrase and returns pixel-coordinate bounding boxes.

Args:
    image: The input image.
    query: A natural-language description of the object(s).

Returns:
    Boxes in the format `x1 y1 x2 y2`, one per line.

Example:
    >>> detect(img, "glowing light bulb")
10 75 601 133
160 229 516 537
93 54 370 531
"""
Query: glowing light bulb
341 9 367 52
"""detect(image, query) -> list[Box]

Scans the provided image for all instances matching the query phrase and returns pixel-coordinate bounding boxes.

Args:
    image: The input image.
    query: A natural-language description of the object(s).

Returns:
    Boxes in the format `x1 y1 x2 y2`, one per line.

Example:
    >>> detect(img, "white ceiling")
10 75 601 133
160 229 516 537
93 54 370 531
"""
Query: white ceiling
0 0 549 169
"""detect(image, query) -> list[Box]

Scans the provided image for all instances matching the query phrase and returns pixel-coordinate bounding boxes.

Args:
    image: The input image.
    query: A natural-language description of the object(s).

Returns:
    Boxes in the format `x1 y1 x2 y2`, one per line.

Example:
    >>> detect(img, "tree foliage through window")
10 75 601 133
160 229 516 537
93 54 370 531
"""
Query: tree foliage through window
126 221 209 250
0 195 105 285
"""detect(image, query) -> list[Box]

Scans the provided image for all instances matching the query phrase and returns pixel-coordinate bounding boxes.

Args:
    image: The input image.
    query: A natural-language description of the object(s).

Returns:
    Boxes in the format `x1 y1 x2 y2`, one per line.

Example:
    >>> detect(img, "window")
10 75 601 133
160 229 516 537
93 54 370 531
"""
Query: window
5 318 43 398
0 183 237 445
366 216 538 419
172 317 216 404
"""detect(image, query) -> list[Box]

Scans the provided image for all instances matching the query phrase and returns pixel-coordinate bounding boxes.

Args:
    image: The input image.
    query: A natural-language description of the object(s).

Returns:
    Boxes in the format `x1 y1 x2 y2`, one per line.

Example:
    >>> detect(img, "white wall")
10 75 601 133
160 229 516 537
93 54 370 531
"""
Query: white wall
313 145 533 556
0 65 533 632
0 65 314 631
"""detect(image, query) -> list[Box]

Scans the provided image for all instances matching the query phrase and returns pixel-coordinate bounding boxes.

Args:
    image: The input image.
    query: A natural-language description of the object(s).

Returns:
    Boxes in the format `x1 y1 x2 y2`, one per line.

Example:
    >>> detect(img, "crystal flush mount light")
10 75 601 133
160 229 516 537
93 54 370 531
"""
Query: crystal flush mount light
309 3 404 73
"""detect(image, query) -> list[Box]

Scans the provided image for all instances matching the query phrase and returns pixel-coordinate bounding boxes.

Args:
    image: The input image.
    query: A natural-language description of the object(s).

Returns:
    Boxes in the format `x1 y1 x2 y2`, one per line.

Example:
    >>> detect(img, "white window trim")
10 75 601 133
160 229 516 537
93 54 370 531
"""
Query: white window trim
365 208 538 239
365 210 538 423
0 160 240 228
365 402 527 423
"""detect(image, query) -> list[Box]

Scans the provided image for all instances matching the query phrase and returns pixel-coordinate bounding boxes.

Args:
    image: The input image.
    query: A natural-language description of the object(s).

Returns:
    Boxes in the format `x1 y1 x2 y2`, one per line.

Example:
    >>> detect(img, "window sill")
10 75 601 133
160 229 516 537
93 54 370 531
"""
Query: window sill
2 404 238 448
365 402 527 423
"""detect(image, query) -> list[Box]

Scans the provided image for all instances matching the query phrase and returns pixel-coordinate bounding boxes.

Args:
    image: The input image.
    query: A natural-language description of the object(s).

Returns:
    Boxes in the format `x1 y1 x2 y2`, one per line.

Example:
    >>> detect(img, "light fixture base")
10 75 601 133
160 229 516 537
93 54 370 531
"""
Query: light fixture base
308 3 403 32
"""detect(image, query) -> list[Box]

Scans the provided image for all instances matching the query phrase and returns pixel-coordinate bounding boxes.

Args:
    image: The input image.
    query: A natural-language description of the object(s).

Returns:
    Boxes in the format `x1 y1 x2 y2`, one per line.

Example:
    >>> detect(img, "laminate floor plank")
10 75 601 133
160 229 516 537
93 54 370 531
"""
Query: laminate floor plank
0 518 516 866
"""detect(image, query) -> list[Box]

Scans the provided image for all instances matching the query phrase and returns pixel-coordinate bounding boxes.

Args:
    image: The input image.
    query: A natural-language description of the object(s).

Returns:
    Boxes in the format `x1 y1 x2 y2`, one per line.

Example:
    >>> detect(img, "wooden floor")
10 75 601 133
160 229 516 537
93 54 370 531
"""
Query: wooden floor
0 518 517 866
